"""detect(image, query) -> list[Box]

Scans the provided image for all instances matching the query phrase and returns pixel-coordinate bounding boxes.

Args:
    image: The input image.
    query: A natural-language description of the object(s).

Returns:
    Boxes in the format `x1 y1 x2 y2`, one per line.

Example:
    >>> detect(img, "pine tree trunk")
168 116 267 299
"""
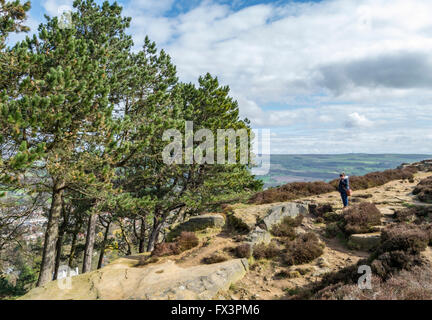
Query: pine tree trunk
147 217 162 252
82 213 98 273
97 221 110 269
37 179 65 287
138 218 146 253
53 228 65 280
68 231 77 268
53 206 69 280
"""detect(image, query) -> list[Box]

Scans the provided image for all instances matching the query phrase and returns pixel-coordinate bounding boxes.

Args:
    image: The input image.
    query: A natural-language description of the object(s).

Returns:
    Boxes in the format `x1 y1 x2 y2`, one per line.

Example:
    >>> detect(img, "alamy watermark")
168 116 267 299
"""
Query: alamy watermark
56 265 79 290
357 265 372 290
162 121 270 175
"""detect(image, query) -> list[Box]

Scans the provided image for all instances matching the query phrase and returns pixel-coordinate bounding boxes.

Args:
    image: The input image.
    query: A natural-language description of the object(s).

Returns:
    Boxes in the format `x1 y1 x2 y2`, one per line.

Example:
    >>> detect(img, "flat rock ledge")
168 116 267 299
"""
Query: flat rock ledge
348 233 381 251
21 258 248 300
168 214 225 240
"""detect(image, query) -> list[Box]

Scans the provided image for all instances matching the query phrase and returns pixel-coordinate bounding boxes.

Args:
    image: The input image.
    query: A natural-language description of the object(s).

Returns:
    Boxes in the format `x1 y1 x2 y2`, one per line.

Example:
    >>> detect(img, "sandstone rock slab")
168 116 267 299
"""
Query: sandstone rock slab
21 258 248 300
260 202 309 230
348 233 381 251
168 214 225 240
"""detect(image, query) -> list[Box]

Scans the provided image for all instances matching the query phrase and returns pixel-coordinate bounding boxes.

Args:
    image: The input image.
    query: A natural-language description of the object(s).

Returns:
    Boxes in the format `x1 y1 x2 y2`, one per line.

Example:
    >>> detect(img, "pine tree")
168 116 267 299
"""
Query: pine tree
0 0 121 285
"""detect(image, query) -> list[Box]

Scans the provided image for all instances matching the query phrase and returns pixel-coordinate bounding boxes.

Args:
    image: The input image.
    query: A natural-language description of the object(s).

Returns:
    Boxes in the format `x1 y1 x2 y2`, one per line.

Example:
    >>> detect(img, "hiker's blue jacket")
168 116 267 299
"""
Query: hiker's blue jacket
338 177 349 194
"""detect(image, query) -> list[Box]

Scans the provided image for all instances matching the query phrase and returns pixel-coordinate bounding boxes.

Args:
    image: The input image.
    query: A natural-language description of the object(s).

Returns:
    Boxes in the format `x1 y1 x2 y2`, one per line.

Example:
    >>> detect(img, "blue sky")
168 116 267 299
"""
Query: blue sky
9 0 432 154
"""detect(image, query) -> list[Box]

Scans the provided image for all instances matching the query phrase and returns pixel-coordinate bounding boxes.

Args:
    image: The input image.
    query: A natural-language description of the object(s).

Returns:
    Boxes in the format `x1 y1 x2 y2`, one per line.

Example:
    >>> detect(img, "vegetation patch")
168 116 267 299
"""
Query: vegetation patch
340 202 381 235
152 232 199 257
252 242 281 260
270 215 303 239
323 212 341 223
201 253 229 264
393 206 432 223
249 181 335 205
294 223 430 299
329 167 418 191
309 204 333 217
283 233 324 266
251 167 417 205
325 222 342 238
312 266 432 300
413 176 432 203
234 243 252 258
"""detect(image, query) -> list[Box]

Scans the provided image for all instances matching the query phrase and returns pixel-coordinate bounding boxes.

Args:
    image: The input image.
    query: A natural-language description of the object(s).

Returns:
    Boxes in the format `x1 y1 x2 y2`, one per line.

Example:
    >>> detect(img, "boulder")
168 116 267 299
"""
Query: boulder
21 258 248 300
245 226 271 247
348 233 381 251
260 202 309 230
168 214 225 240
226 201 308 232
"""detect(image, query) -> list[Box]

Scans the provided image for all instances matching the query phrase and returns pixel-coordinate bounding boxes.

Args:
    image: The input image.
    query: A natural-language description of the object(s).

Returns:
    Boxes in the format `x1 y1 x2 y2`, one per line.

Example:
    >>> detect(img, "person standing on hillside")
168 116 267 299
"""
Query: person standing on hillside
338 173 350 208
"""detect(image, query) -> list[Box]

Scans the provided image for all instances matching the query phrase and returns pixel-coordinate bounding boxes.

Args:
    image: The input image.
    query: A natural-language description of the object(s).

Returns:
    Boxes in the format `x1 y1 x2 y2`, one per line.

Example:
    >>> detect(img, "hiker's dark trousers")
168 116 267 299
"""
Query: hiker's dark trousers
341 192 348 207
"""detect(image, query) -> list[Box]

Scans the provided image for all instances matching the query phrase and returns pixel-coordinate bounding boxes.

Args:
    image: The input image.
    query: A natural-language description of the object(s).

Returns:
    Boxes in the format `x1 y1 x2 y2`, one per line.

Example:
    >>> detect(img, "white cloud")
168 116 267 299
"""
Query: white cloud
43 0 74 17
345 112 373 128
20 0 432 154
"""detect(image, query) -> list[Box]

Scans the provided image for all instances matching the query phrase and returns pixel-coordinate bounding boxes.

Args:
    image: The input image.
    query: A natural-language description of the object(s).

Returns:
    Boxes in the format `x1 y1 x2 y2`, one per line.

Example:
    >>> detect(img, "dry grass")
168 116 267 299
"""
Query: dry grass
152 232 199 257
201 253 229 264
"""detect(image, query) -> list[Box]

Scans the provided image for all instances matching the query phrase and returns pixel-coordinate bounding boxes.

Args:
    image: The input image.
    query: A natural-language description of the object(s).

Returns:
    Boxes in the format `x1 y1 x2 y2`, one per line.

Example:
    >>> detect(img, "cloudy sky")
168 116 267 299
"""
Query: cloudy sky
8 0 432 154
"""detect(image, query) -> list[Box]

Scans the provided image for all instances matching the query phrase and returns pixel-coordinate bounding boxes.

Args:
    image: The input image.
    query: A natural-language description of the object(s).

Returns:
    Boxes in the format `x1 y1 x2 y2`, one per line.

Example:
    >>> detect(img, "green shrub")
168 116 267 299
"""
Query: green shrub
323 212 341 223
284 233 324 266
368 224 429 279
394 206 432 223
270 215 303 239
235 243 252 258
341 202 381 235
271 224 296 238
253 242 281 260
311 266 432 300
310 204 333 217
315 217 324 224
378 224 428 255
296 223 430 299
325 222 341 238
413 176 432 203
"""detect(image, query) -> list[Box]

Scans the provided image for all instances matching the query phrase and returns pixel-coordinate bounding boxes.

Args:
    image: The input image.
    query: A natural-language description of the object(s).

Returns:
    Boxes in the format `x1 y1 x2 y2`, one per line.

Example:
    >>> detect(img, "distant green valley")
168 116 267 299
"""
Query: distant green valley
258 154 432 188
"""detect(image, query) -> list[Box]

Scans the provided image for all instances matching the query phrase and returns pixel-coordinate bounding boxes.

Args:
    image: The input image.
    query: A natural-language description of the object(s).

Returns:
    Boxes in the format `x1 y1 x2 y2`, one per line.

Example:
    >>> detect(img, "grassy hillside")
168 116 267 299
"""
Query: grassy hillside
258 154 431 188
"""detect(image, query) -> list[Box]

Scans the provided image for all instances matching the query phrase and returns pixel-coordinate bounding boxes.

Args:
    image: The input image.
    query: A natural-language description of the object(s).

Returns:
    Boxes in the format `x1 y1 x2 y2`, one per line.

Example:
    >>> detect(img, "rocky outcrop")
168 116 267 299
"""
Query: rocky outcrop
243 202 308 247
399 160 432 172
167 214 225 240
21 257 248 300
348 233 381 251
245 226 271 246
259 202 309 230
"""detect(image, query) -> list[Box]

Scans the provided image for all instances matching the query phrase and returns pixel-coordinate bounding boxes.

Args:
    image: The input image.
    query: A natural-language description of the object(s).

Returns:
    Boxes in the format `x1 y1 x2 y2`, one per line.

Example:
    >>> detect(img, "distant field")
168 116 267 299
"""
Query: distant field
257 154 431 188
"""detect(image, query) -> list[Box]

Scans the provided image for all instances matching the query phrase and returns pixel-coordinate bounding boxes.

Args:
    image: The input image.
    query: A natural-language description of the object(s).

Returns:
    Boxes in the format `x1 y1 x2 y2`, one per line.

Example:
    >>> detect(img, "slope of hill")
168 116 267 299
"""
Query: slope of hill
21 160 432 300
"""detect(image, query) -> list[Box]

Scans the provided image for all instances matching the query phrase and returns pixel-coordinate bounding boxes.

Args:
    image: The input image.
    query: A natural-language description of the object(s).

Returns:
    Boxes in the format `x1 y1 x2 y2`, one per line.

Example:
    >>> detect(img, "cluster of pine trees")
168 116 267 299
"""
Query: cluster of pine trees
0 0 262 290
